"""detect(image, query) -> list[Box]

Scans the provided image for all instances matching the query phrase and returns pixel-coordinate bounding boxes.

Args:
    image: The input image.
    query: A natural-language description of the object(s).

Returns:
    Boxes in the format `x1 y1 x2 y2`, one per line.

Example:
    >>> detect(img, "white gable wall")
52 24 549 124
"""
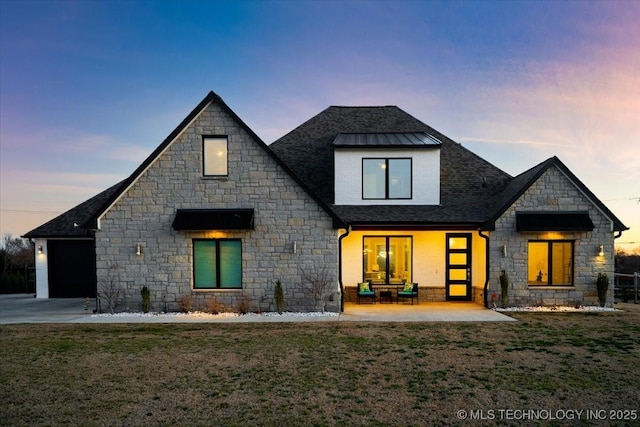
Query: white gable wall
334 148 440 205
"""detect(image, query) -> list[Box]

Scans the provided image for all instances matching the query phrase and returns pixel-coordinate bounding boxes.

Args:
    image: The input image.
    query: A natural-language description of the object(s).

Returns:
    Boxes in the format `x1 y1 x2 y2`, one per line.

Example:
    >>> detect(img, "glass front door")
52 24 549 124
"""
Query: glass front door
446 233 472 301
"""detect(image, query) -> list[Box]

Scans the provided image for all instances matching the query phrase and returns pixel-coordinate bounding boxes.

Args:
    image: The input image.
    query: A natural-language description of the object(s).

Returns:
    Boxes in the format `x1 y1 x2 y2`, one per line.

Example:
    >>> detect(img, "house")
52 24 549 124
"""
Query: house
24 91 628 312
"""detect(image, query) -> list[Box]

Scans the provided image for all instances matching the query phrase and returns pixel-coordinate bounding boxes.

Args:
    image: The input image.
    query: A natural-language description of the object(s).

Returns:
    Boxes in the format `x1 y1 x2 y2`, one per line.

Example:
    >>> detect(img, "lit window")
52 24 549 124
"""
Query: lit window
203 136 228 176
193 239 242 289
362 158 412 199
363 236 412 284
528 241 573 286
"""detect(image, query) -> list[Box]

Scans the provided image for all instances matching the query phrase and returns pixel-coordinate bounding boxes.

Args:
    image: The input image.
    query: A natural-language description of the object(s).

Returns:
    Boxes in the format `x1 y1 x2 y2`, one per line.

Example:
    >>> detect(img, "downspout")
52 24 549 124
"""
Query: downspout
478 230 490 308
338 225 352 313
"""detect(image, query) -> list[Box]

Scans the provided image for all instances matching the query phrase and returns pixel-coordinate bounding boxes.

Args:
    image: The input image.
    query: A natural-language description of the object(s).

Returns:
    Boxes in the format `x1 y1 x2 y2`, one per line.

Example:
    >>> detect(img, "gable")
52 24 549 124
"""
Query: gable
484 157 627 232
92 92 342 230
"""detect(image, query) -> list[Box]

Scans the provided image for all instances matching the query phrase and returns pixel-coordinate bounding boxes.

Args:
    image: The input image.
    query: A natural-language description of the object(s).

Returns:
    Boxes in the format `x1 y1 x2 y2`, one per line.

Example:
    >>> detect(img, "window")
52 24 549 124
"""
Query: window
527 241 573 286
203 136 228 176
362 158 411 199
193 239 242 289
363 236 412 284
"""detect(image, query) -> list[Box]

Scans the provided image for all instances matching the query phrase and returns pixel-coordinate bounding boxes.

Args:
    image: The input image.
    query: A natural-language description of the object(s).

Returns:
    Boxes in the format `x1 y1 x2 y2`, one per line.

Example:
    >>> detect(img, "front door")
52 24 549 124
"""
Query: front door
446 233 472 301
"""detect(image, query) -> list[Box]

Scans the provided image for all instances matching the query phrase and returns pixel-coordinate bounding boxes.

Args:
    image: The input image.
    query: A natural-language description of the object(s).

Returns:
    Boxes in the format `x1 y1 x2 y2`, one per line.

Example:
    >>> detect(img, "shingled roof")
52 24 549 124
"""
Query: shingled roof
24 94 627 237
481 156 628 232
270 106 513 227
23 180 126 238
23 91 345 239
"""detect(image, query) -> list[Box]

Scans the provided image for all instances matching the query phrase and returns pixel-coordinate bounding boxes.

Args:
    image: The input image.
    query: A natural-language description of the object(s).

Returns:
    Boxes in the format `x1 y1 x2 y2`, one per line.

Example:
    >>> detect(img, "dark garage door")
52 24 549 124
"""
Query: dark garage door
48 240 97 298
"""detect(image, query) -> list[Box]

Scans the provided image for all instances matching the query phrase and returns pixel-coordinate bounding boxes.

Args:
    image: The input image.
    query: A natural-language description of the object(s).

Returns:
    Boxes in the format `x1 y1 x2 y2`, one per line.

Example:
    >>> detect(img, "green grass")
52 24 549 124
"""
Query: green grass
1 306 639 426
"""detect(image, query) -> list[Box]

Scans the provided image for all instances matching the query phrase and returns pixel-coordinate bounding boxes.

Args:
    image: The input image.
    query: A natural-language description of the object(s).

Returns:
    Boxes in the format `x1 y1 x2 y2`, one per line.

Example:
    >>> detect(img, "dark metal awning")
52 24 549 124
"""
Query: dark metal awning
172 209 254 231
516 212 594 232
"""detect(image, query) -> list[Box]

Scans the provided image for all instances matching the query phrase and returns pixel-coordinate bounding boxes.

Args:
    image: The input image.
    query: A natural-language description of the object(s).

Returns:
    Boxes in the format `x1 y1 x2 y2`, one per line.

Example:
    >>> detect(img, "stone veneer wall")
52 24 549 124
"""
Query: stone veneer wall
95 102 339 313
489 166 615 307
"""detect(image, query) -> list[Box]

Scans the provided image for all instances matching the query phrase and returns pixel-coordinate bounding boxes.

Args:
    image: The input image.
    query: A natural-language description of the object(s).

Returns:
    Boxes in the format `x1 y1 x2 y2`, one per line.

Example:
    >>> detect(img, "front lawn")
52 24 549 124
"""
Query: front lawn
1 305 639 426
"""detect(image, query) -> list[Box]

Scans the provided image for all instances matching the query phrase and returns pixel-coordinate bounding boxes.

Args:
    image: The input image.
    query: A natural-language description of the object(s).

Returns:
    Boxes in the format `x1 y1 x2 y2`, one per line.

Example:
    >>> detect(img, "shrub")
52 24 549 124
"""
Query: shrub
179 294 193 313
499 270 509 308
140 286 151 313
596 273 609 307
205 297 221 314
99 263 123 314
237 296 251 315
274 280 284 314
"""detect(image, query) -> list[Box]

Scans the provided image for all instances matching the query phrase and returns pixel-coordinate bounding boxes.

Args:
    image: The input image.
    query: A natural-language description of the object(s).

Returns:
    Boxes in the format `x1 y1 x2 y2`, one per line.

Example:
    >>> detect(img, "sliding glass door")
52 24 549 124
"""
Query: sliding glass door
363 236 412 285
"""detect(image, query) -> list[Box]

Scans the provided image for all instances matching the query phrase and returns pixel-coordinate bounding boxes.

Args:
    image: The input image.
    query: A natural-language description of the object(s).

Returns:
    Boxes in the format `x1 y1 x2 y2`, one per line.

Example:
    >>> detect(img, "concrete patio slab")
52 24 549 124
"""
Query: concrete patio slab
0 294 516 324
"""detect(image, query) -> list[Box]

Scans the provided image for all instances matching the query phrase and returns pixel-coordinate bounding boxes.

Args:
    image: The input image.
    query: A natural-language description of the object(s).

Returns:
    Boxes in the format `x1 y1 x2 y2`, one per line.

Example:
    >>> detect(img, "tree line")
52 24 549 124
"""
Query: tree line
0 236 35 294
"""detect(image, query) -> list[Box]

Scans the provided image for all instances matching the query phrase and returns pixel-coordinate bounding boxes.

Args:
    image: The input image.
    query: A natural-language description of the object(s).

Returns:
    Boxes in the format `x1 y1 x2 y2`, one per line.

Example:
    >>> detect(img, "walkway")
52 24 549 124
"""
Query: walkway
0 294 515 324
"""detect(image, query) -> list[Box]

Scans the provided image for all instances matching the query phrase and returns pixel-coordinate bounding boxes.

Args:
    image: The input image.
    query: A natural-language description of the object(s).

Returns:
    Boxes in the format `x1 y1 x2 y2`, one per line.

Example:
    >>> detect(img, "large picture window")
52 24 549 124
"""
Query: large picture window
362 158 411 199
203 136 228 176
193 239 242 289
527 241 573 286
363 236 412 285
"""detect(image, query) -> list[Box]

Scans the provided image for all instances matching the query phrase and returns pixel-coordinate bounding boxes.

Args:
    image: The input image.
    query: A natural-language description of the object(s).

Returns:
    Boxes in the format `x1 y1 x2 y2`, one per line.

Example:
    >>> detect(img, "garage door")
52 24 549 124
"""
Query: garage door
48 240 97 298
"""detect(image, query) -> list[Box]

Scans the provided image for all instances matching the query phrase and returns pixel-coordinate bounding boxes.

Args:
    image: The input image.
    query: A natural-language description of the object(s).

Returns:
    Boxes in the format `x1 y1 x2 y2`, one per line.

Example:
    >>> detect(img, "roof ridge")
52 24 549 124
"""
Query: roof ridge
328 105 399 109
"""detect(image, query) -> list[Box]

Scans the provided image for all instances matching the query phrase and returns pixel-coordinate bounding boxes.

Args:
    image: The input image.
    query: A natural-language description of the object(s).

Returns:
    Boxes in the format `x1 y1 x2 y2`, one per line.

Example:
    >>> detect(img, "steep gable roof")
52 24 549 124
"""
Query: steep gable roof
25 91 345 238
85 91 344 230
482 156 628 232
270 106 513 226
23 180 126 238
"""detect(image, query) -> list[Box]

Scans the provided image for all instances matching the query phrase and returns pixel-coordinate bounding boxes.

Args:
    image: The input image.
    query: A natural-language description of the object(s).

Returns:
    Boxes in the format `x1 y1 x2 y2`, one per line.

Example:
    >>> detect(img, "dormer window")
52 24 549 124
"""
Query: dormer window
203 136 228 177
362 158 412 199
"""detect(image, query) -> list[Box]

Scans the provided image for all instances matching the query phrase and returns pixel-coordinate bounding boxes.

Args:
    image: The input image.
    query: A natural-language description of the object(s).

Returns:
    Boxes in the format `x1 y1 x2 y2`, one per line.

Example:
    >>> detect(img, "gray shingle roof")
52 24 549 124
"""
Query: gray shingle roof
25 95 627 237
23 181 126 238
270 106 514 226
23 91 346 239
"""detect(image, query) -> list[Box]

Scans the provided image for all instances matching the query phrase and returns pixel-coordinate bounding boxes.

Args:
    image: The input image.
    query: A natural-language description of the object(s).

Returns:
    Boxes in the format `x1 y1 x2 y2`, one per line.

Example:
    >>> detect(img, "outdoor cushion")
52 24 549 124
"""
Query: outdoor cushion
359 291 375 295
359 282 370 292
403 282 414 292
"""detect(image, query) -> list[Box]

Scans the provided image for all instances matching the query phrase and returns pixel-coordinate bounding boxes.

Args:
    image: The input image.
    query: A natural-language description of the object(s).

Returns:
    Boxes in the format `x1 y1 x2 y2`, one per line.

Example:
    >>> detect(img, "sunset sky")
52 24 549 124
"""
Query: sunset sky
1 0 638 250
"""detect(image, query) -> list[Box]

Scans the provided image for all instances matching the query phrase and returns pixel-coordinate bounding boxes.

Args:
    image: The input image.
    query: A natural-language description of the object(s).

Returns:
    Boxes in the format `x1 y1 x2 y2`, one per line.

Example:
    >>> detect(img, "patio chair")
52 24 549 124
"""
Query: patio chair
397 282 418 304
356 281 376 304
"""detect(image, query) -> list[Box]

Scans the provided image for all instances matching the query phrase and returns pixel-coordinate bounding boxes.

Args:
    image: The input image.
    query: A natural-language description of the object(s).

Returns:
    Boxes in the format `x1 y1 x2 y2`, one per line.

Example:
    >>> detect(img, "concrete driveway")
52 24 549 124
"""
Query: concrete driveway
0 294 516 324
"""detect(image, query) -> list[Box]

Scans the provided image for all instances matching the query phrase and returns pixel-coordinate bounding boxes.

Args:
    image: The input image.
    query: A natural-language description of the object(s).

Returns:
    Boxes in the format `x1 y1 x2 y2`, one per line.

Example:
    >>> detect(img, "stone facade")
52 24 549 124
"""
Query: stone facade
489 166 615 307
95 101 339 313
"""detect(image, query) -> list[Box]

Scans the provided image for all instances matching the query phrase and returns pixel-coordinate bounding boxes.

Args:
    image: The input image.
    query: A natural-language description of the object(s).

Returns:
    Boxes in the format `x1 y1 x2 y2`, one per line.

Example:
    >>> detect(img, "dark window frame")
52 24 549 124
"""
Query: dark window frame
527 240 575 286
193 238 242 289
362 235 413 284
362 157 412 200
202 135 229 177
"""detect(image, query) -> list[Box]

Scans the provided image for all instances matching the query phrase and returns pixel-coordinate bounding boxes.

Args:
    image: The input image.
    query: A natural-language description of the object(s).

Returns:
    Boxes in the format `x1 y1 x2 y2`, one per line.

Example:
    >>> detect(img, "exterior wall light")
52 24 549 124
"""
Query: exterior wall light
292 241 297 254
597 245 604 257
136 244 143 256
38 245 43 254
502 245 507 257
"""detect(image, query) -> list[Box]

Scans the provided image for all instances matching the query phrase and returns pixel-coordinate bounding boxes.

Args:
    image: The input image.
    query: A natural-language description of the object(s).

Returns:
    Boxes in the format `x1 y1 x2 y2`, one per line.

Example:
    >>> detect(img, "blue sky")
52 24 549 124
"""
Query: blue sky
1 0 639 249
